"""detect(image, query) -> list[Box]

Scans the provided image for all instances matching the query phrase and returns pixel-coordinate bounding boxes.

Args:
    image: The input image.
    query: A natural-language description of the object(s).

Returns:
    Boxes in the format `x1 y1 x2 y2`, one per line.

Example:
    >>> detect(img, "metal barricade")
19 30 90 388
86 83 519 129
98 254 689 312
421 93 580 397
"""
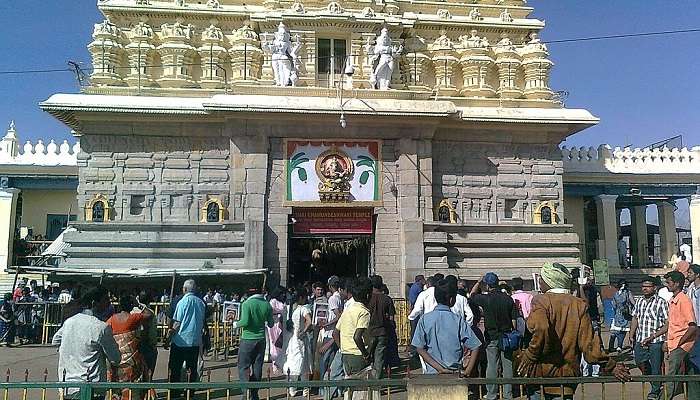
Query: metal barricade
2 375 700 400
392 298 411 347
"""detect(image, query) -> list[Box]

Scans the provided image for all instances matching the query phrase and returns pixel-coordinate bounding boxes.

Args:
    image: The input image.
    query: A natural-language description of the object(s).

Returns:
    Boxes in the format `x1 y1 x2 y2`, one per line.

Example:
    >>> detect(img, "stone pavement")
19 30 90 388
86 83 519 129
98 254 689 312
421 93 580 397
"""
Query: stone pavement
0 345 663 400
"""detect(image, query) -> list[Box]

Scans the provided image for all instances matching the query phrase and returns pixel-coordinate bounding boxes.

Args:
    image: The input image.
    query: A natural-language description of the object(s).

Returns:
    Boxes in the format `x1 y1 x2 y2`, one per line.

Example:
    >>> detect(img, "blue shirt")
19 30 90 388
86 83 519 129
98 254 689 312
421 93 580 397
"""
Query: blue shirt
409 282 423 306
411 304 481 374
172 292 206 347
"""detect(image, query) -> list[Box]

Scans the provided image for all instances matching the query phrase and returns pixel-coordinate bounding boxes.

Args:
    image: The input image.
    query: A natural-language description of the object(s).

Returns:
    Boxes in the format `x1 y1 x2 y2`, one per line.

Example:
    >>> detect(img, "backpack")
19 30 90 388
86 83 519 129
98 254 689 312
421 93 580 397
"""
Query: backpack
499 329 522 352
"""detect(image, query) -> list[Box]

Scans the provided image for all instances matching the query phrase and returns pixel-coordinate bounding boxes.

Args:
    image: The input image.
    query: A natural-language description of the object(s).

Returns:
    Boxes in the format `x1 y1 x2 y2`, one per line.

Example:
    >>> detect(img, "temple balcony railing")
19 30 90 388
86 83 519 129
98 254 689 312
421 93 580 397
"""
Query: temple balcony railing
561 144 700 175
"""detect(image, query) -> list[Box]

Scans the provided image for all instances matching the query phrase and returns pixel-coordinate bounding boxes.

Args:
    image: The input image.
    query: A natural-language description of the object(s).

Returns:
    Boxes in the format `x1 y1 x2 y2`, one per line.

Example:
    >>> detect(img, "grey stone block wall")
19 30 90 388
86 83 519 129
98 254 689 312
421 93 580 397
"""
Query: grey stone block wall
78 135 231 224
432 141 564 225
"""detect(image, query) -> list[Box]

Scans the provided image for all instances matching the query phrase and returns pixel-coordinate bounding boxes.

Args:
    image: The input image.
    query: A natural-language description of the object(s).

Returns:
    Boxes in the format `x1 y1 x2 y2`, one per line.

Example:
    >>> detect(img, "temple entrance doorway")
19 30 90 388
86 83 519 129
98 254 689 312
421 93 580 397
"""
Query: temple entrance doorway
288 236 371 287
287 208 374 287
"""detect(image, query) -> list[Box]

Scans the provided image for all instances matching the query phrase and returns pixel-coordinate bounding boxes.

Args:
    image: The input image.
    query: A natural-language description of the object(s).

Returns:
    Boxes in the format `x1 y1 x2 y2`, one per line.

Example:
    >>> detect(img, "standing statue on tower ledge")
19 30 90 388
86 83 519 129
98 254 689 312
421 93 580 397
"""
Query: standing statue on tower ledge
366 28 403 90
262 23 302 87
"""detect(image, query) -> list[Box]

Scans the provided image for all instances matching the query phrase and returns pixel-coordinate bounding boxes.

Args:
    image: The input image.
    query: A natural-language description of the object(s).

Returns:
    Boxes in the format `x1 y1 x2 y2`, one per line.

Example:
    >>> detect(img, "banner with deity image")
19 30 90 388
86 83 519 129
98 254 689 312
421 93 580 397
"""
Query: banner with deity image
285 140 381 204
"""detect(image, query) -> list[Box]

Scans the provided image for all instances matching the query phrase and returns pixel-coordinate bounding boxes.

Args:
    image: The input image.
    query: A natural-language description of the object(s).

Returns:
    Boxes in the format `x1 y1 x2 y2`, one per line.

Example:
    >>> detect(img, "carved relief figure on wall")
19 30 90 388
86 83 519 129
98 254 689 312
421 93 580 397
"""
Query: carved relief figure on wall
366 28 403 90
262 23 302 86
319 154 351 191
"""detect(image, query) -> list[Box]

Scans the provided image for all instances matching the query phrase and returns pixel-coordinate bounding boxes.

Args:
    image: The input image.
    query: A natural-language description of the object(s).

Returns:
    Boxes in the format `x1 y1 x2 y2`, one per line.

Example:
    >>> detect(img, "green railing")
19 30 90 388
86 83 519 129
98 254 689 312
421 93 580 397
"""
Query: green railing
2 376 700 400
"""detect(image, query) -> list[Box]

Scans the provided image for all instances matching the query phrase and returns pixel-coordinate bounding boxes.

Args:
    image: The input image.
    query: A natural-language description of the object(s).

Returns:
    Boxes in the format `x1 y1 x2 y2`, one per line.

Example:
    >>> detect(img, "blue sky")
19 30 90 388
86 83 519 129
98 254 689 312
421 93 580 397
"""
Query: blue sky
0 1 699 147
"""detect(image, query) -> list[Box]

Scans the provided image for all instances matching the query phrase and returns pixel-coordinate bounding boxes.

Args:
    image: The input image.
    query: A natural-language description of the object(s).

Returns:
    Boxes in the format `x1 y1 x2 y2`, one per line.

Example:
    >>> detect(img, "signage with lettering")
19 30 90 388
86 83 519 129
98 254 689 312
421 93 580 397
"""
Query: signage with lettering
293 208 373 235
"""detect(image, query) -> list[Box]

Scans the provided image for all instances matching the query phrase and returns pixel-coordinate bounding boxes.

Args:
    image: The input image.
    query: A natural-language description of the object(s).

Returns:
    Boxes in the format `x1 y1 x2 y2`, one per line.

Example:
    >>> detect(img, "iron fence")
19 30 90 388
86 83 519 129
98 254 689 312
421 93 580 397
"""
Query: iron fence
1 375 700 400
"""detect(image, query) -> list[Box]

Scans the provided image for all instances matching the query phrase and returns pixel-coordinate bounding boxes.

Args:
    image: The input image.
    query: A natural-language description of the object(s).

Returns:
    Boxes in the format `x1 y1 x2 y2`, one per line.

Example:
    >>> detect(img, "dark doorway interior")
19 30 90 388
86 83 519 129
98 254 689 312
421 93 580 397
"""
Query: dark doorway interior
288 236 371 287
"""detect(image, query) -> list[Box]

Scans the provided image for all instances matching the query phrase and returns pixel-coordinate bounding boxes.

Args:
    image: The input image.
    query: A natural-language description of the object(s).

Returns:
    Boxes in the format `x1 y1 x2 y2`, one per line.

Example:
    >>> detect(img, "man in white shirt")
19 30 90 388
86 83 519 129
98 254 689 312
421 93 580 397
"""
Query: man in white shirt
408 276 438 322
52 286 120 399
681 241 693 264
446 275 474 325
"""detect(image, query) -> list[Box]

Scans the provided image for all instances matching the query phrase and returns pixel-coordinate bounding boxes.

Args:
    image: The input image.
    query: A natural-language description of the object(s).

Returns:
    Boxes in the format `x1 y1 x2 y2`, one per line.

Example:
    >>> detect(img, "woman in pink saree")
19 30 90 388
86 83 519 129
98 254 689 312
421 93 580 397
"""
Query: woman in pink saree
267 290 287 374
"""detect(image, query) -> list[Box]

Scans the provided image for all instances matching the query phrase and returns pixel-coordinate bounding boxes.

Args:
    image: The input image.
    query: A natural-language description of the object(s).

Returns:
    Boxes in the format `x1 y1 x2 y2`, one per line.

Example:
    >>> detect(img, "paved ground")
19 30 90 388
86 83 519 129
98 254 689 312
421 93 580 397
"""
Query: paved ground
0 344 663 400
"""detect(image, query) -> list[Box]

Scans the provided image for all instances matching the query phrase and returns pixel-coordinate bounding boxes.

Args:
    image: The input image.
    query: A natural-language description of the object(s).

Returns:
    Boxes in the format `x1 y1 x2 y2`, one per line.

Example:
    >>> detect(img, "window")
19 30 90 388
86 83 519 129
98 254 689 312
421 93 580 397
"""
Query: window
438 206 451 223
46 214 77 241
435 199 456 223
504 199 517 219
317 38 346 87
533 201 558 225
541 206 552 225
201 198 224 223
206 202 220 223
92 201 105 222
130 195 146 216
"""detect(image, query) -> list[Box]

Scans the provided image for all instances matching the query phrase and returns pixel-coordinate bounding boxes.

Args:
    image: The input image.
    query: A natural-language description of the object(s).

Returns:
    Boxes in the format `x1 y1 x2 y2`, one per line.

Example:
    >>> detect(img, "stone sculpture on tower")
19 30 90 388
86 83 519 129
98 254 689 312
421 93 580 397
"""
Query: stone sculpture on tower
262 22 302 86
366 28 403 90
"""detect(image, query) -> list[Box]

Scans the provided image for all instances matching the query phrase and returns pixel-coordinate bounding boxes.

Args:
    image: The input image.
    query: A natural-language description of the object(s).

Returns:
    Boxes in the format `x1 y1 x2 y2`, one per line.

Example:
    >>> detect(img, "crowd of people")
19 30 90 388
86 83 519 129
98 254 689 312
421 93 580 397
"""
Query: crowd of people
0 278 74 346
405 263 700 400
4 260 700 399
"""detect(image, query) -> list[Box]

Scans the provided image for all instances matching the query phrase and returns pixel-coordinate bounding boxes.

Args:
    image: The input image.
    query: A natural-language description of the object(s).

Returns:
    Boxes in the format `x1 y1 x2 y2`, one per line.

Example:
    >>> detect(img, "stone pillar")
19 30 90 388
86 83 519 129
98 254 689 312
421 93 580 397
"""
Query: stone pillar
594 194 619 267
630 205 648 267
0 188 20 269
397 138 425 296
658 201 678 267
690 195 700 264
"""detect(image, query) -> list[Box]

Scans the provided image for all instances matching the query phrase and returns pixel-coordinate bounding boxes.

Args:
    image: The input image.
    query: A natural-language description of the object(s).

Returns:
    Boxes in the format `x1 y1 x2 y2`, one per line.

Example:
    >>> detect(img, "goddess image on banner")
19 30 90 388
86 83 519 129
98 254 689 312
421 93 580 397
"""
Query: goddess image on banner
286 140 380 204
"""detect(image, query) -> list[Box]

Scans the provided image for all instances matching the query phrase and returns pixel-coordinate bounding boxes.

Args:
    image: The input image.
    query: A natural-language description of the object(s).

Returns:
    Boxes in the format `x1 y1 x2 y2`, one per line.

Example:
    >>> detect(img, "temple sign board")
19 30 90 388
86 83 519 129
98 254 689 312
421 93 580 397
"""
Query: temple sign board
285 140 381 205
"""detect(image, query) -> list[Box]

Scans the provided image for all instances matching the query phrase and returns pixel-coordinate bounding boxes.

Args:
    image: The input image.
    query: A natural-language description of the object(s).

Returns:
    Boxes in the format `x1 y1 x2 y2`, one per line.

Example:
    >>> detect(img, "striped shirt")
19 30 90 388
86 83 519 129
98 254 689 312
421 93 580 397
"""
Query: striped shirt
632 294 669 343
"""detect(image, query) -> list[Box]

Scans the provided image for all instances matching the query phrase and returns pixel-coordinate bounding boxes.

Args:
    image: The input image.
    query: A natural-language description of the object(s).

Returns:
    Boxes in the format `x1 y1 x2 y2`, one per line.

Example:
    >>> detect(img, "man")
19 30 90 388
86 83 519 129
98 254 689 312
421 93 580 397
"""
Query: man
518 263 629 399
318 277 345 399
687 264 700 391
408 275 438 322
618 235 628 268
334 277 372 377
664 270 699 398
680 240 693 264
469 272 518 400
676 254 691 278
457 279 468 297
232 286 273 400
409 275 425 309
367 275 396 379
58 287 73 304
511 277 533 320
446 275 474 325
166 279 206 397
12 280 26 301
52 286 121 400
629 276 669 400
203 288 215 303
412 278 481 375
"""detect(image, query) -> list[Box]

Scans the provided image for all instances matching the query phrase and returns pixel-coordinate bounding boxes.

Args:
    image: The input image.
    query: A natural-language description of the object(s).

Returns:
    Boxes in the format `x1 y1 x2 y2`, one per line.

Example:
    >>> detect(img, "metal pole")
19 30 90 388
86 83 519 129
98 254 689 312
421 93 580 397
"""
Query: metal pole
244 43 247 81
169 271 177 305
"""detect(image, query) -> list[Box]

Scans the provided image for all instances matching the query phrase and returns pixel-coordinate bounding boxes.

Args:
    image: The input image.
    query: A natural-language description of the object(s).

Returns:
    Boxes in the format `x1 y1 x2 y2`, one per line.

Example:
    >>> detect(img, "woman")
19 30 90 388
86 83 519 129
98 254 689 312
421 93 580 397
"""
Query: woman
609 279 634 353
0 293 16 346
267 289 287 374
106 295 153 400
283 287 312 397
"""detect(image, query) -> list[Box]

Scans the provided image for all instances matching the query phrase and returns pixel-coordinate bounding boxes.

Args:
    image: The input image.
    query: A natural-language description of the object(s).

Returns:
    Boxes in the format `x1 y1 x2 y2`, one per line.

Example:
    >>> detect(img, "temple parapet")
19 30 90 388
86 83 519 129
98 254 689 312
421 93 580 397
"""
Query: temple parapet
85 0 554 104
0 121 79 166
562 144 700 174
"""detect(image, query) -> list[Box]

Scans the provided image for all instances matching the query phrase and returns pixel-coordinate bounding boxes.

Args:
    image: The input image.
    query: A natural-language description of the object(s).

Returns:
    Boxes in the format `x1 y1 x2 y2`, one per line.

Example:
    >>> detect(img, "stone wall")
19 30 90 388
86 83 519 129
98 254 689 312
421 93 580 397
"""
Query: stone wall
64 133 245 270
426 140 578 276
78 135 230 223
432 141 563 224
